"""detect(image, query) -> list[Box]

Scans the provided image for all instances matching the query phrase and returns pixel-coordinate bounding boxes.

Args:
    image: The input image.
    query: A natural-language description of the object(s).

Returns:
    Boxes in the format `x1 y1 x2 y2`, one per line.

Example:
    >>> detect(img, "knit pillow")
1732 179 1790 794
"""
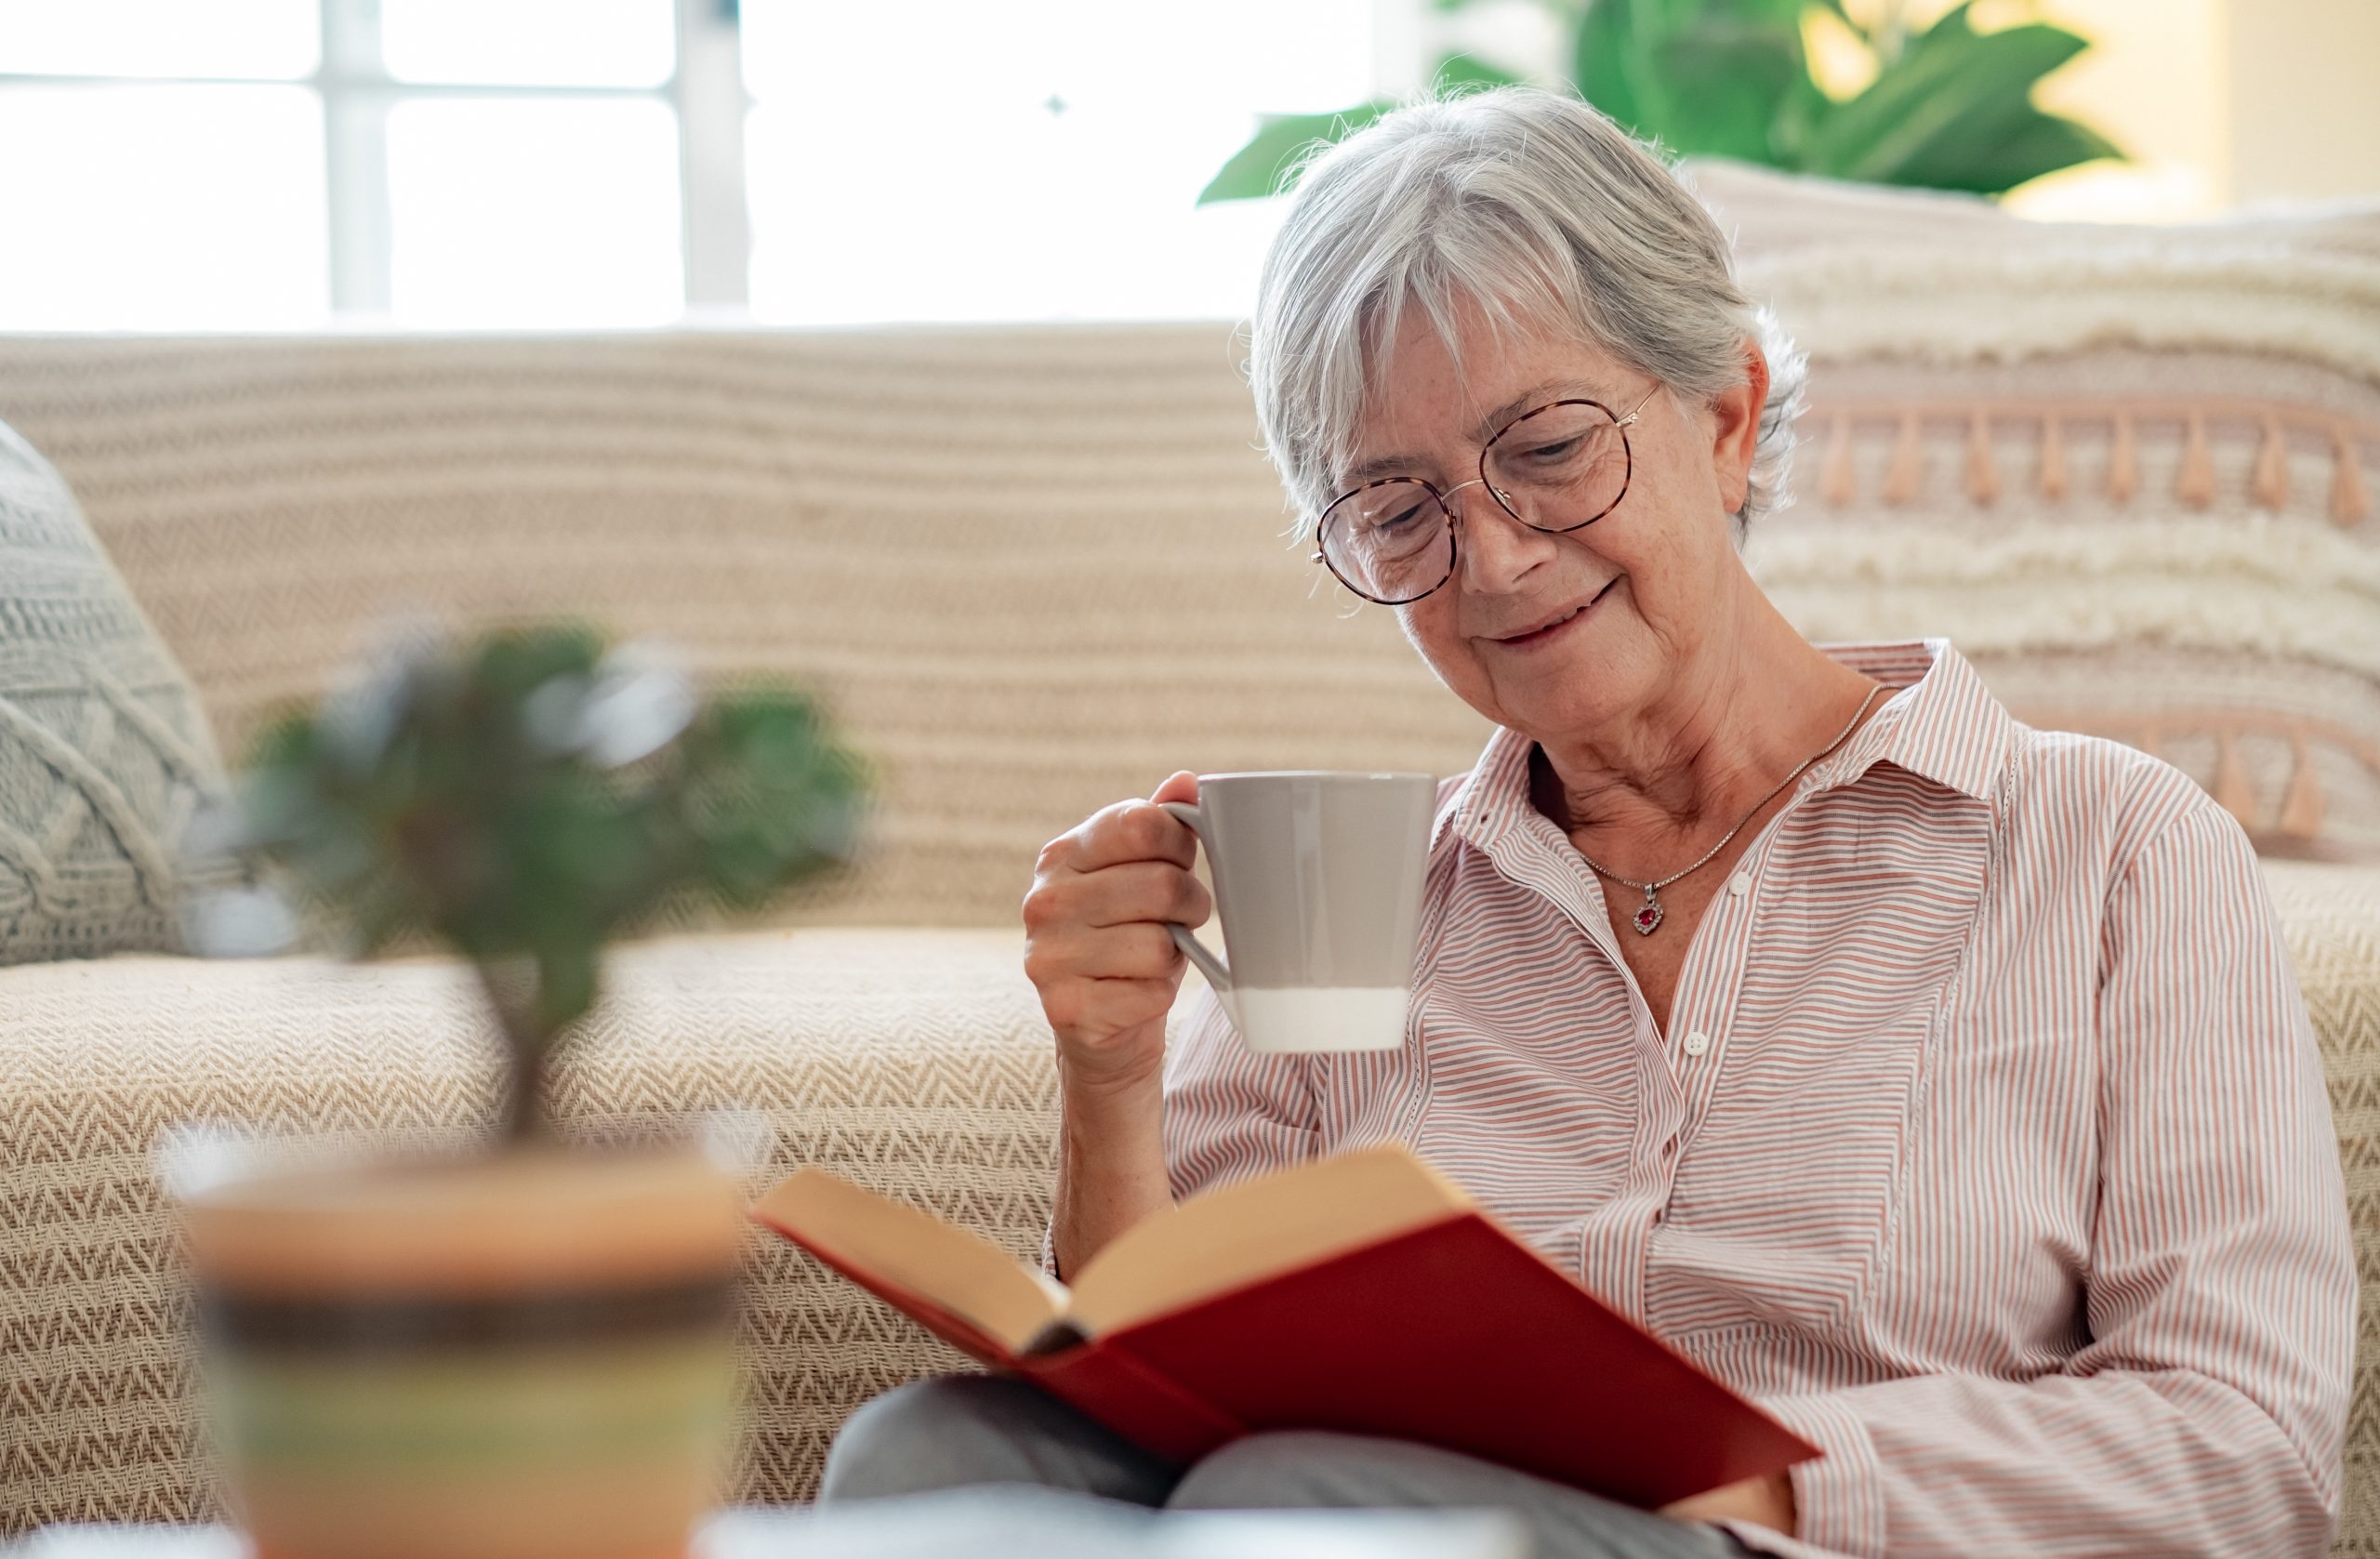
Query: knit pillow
1688 161 2380 860
0 420 241 960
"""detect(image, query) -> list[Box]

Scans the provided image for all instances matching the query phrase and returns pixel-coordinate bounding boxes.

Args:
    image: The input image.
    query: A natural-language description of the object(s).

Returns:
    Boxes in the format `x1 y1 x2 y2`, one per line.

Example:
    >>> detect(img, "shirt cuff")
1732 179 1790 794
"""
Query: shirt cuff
1747 1393 1886 1558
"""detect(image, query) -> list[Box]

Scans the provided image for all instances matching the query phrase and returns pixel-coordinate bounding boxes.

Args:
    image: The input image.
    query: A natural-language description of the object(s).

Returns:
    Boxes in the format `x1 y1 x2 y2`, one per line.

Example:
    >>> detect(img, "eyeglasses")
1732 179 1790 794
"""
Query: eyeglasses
1312 385 1659 605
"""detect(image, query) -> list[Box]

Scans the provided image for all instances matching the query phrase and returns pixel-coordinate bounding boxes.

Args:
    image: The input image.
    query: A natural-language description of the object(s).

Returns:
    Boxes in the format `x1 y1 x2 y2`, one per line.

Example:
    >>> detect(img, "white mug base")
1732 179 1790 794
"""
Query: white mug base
1228 986 1411 1054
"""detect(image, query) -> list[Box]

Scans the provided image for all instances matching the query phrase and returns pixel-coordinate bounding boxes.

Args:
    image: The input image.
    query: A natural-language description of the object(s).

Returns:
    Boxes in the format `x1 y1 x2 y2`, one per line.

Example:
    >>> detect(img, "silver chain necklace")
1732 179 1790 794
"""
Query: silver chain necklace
1569 683 1884 936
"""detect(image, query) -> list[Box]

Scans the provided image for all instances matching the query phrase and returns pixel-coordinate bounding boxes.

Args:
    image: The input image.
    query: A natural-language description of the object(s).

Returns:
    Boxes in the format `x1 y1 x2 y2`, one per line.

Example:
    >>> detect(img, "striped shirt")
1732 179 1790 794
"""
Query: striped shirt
1160 639 2354 1558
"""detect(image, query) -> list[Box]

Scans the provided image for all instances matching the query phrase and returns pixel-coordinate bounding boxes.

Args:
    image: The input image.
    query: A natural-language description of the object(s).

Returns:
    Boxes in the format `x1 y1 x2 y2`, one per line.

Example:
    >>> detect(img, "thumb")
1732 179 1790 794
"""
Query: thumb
1150 769 1200 806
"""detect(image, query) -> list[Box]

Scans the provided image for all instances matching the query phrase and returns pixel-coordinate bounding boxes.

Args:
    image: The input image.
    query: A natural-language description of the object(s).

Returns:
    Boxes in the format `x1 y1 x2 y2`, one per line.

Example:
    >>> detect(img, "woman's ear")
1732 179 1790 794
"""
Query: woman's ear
1709 337 1770 518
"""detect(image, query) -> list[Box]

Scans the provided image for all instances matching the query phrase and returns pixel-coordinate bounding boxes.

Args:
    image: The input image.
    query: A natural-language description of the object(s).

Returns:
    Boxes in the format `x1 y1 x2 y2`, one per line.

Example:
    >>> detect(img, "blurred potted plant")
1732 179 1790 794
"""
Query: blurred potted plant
1201 0 2122 203
174 624 866 1559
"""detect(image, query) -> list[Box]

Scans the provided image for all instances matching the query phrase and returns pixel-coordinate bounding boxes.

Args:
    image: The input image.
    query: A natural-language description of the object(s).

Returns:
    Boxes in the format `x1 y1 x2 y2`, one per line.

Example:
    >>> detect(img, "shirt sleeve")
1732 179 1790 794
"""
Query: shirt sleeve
1161 980 1322 1200
1740 797 2354 1559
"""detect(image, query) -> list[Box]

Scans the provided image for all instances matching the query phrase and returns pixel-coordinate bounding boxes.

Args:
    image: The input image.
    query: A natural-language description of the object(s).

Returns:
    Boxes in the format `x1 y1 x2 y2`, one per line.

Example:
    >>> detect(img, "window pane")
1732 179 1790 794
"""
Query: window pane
0 86 328 330
0 0 318 79
381 0 675 87
741 0 1375 324
386 98 684 326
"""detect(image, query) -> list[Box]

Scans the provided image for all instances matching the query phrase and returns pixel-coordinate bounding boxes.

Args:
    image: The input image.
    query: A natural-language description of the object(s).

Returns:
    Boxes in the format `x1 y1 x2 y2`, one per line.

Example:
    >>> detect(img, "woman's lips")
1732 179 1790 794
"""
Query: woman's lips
1493 578 1618 650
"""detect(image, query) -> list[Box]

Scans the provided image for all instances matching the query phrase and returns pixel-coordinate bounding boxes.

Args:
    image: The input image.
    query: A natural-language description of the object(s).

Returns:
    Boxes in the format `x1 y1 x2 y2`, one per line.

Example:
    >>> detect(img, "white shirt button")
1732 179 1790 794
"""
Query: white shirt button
1683 1030 1711 1056
1729 872 1752 897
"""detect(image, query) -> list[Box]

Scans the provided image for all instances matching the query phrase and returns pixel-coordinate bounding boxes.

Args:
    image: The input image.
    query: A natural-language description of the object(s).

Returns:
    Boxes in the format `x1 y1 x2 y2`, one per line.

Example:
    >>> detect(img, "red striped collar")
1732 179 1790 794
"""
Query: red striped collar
1433 639 2013 855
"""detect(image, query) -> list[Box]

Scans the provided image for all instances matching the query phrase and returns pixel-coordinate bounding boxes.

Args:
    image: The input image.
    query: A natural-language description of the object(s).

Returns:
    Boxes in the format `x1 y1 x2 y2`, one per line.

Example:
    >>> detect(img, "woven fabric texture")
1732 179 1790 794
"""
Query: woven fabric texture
0 422 235 963
0 928 1063 1532
1680 164 2380 858
0 318 2373 904
1 313 2372 895
1748 345 2380 856
2269 863 2380 1557
2 869 2376 1547
0 328 1491 932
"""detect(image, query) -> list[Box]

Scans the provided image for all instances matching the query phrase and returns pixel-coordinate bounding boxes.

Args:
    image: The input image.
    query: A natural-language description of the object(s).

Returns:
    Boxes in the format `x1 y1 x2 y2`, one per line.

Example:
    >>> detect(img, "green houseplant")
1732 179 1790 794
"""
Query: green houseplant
1201 0 2122 204
175 625 866 1559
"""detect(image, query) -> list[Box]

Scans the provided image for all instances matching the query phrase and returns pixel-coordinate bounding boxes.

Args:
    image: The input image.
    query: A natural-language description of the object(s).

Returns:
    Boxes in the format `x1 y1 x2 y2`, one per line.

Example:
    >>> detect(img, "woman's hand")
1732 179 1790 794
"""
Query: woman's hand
1024 770 1212 1093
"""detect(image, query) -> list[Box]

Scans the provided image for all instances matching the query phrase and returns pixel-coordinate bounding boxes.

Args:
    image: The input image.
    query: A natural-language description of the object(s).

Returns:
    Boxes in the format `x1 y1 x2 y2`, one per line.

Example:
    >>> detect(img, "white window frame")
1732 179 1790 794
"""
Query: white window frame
1 0 1420 324
0 0 751 319
315 0 750 314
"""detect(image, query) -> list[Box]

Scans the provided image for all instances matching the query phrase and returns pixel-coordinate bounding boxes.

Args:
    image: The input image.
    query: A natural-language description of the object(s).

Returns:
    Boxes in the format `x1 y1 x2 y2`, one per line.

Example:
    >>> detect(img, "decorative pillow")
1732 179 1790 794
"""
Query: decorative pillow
1687 160 2380 860
0 419 242 960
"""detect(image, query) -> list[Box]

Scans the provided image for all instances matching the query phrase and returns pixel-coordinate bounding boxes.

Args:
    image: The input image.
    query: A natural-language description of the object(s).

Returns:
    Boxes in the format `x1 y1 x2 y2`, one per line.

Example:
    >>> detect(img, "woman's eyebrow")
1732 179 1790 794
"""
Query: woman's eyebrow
1469 380 1615 443
1338 451 1427 487
1335 379 1620 491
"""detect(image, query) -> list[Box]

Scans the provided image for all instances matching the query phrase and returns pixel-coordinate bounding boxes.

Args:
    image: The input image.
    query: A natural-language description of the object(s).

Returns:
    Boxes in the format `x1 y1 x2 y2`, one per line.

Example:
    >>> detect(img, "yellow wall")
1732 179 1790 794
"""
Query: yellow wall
2014 0 2231 219
1910 0 2380 218
2222 0 2380 205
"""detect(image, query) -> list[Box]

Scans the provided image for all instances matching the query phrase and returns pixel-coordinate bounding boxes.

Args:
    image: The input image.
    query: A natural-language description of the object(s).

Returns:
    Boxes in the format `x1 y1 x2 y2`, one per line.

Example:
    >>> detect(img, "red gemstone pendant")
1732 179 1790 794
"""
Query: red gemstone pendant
1632 892 1664 935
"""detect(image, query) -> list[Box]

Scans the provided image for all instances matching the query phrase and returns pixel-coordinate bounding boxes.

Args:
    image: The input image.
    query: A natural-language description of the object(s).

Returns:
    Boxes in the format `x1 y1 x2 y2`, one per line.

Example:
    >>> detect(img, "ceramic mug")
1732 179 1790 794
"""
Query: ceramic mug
1162 770 1436 1054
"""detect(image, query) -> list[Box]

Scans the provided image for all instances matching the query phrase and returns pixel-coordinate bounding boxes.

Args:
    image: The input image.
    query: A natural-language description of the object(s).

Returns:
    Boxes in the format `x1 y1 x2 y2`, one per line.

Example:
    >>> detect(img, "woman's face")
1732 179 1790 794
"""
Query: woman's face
1340 300 1765 742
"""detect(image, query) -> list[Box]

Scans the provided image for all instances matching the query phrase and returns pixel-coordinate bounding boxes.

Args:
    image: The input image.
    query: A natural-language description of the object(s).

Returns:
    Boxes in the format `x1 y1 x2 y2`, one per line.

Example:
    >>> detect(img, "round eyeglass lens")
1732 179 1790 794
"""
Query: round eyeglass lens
1483 401 1631 532
1319 479 1455 604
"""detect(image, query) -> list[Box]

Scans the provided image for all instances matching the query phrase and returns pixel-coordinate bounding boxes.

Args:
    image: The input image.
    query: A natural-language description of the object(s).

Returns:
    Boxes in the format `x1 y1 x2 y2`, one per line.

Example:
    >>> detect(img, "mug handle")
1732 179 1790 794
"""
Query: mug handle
1158 801 1232 993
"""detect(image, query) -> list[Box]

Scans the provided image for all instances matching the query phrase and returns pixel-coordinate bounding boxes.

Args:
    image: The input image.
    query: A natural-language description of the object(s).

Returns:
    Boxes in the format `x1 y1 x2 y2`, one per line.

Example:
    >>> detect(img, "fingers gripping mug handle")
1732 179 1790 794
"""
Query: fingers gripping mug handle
1157 801 1231 992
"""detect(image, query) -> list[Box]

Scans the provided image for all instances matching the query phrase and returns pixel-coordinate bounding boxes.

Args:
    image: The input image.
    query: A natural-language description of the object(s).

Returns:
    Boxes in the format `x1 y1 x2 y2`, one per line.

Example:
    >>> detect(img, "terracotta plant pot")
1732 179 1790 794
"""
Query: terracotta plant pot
178 1147 744 1559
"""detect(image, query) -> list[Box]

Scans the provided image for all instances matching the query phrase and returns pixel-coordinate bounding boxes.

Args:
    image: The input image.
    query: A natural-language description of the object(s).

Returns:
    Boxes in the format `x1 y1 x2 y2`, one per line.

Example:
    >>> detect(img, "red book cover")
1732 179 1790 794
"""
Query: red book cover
760 1186 1818 1508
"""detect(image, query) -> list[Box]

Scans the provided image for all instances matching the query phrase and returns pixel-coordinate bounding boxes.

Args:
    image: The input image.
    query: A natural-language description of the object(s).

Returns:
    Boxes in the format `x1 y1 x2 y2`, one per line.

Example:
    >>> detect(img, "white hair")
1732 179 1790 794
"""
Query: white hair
1248 87 1806 545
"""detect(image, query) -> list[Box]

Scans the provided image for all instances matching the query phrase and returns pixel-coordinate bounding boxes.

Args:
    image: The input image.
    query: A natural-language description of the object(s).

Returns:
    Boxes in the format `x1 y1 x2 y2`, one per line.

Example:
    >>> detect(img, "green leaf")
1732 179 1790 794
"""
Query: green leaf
1708 0 1818 28
1197 102 1394 205
244 710 318 775
1768 56 1834 165
221 624 869 1121
1649 20 1805 160
1804 14 2096 185
1897 102 2124 194
1573 1 1813 161
474 624 602 707
529 937 601 1047
347 879 422 959
1805 0 1858 32
1573 0 1654 134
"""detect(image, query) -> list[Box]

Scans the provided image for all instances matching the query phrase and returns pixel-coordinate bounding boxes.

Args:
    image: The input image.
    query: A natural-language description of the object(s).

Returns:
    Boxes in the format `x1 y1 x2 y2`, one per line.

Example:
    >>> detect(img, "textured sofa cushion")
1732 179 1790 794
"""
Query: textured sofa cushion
0 928 1061 1531
0 422 238 961
1685 162 2380 859
5 865 2379 1552
2268 863 2380 1559
0 329 1492 933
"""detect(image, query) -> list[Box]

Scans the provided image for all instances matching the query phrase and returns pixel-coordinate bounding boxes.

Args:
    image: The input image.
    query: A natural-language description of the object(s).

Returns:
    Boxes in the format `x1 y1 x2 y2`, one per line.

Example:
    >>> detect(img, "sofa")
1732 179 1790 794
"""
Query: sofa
3 169 2377 1554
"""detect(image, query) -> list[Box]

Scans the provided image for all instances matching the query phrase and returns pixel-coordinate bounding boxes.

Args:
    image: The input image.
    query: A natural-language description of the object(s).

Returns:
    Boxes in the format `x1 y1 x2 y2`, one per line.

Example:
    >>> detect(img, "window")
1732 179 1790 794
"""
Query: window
0 0 328 329
0 0 1387 330
740 0 1376 325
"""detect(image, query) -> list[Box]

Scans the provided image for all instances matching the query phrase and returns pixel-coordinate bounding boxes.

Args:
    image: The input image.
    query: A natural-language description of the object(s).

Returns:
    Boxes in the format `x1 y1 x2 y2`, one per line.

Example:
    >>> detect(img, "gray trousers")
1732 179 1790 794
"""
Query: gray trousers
821 1375 1751 1559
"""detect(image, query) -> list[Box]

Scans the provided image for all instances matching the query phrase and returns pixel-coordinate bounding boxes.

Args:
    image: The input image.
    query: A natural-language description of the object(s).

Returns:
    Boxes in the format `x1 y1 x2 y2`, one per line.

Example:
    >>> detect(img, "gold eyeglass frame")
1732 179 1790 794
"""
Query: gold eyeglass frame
1311 384 1659 606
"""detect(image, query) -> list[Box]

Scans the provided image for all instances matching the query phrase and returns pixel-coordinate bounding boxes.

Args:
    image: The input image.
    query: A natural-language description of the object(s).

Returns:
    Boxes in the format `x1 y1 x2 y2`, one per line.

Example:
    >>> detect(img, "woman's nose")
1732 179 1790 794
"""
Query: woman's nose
1448 480 1554 589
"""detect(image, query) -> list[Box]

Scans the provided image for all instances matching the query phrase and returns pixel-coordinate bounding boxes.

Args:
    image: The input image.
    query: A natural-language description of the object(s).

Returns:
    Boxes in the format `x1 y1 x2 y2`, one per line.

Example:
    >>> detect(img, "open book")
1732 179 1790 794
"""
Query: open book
752 1143 1818 1509
751 1147 1808 1513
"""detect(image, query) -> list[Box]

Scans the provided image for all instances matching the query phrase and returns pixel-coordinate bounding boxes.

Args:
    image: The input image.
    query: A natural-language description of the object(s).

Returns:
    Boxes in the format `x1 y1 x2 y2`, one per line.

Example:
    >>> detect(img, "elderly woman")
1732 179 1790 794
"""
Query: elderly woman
822 88 2353 1557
